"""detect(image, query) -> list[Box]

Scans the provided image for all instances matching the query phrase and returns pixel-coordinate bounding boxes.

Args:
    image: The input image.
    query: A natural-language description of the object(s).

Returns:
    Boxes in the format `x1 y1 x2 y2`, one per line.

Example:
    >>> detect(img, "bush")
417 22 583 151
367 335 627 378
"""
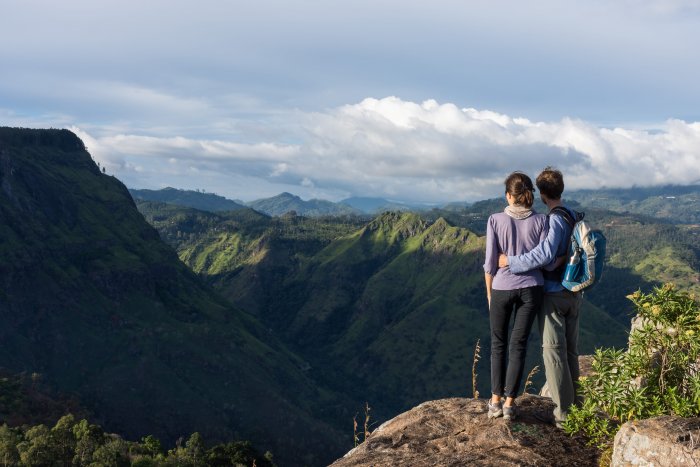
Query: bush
565 284 700 449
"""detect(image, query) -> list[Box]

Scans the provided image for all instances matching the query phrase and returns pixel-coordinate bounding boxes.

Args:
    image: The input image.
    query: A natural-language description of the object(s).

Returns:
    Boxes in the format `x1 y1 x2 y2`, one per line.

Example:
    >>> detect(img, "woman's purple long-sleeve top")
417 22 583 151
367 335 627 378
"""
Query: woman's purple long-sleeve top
483 211 548 290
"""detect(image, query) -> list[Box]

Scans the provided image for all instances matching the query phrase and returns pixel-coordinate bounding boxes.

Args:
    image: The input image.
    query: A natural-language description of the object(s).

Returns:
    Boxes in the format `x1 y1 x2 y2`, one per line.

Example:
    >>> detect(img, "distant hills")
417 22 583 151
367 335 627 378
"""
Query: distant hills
139 204 645 421
567 185 700 224
129 187 247 212
129 184 700 224
246 191 361 217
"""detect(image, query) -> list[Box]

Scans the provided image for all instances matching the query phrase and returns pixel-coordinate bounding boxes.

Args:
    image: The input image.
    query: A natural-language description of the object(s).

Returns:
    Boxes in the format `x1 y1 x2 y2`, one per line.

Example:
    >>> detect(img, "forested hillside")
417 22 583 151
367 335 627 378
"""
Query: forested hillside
246 192 361 217
137 203 633 422
567 185 700 223
0 128 349 466
129 187 247 212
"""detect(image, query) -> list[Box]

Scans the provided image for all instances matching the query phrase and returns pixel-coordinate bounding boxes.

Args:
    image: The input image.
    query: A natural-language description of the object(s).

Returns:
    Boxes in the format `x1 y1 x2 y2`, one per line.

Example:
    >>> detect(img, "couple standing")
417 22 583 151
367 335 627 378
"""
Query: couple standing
483 167 581 427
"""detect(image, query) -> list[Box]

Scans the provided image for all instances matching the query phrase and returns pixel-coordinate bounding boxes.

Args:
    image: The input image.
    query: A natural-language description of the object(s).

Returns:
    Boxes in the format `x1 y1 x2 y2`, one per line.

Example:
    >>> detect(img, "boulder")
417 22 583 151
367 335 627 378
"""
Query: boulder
330 394 599 466
612 415 700 466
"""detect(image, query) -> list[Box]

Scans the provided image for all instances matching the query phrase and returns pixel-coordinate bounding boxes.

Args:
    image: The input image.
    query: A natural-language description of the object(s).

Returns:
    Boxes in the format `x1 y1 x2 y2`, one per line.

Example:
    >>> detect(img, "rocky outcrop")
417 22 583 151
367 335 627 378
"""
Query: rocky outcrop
612 416 700 466
331 395 599 467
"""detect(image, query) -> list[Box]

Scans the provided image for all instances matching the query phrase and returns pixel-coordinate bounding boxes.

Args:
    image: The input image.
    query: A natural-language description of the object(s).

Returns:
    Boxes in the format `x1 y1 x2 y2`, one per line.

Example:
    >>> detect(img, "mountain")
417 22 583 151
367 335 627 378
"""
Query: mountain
0 128 348 466
247 192 362 217
129 187 247 212
567 185 700 223
425 198 700 321
340 196 416 214
139 205 630 424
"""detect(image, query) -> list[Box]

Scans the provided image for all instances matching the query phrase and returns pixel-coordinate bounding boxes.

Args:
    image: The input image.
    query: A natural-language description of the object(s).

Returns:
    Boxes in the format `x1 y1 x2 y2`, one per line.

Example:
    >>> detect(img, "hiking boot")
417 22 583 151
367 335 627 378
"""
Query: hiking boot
503 404 517 421
487 400 503 419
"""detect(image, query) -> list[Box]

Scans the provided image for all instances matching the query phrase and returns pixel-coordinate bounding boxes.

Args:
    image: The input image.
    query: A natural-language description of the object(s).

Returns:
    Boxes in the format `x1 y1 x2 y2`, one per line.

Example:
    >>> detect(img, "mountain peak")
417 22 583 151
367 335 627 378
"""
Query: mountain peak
367 211 428 235
247 192 361 217
275 192 302 200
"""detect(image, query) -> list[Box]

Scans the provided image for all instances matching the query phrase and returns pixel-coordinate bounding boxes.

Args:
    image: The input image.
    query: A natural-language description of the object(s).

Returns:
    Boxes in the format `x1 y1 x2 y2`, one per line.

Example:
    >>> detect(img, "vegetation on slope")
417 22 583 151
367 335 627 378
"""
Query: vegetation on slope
567 185 700 223
0 128 346 466
0 414 274 466
140 205 629 424
246 192 363 217
129 187 247 213
566 285 700 458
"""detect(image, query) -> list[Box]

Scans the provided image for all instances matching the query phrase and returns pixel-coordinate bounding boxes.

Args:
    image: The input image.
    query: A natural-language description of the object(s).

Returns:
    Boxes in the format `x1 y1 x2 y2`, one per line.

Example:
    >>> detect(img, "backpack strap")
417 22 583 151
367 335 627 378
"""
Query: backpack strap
542 206 580 282
549 206 577 228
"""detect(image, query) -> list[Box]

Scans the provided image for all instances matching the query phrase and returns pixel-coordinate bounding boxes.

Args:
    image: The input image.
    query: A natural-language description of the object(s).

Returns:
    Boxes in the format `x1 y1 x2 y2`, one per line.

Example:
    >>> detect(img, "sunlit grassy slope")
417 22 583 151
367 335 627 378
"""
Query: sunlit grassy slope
146 205 632 419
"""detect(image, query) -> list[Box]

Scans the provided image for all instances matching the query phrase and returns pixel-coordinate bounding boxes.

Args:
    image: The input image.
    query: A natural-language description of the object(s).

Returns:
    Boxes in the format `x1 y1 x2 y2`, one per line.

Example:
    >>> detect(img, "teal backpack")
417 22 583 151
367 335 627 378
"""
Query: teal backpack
550 207 607 292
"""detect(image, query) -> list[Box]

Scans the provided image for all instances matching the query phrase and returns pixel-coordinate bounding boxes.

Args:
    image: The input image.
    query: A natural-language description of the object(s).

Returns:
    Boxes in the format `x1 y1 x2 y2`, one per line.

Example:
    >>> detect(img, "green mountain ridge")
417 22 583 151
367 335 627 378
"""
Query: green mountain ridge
5 127 697 466
0 128 347 466
247 192 362 217
129 183 700 225
567 184 700 223
144 205 632 424
129 187 247 212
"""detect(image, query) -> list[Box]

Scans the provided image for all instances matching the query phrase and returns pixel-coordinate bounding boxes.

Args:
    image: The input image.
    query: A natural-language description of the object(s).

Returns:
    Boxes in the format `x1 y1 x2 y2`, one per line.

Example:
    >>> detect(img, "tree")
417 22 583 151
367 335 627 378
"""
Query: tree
17 424 59 466
91 437 130 467
72 419 105 465
141 434 162 457
51 414 77 465
0 424 20 467
185 432 206 465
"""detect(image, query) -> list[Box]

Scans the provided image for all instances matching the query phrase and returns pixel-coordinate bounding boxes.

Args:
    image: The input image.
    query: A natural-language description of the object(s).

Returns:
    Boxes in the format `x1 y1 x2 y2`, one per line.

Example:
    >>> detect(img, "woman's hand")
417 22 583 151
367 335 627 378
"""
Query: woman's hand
498 254 508 268
484 272 493 310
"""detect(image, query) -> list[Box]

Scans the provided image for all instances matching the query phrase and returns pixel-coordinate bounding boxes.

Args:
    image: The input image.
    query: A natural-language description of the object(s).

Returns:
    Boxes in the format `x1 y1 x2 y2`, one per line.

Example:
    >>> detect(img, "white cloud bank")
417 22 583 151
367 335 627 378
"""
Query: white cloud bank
74 97 700 203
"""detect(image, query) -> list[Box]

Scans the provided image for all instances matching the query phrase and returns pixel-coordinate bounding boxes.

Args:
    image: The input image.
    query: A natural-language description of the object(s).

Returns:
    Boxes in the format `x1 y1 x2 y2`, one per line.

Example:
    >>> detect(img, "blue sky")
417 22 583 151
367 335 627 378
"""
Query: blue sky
2 0 700 202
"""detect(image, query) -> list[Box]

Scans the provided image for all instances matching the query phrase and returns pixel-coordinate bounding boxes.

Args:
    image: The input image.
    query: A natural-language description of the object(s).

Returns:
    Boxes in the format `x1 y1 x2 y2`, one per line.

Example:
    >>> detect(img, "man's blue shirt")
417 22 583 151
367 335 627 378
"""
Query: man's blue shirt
507 206 574 293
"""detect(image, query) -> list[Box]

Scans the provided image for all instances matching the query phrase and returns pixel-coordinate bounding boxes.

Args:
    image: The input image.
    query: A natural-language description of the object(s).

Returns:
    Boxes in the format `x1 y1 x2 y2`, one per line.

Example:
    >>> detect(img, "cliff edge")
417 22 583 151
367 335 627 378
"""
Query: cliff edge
331 394 599 467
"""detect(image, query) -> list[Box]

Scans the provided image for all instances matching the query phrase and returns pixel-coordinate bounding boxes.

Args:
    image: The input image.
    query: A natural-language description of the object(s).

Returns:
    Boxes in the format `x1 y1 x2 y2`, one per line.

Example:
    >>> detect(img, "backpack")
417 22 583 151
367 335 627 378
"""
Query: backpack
550 206 607 292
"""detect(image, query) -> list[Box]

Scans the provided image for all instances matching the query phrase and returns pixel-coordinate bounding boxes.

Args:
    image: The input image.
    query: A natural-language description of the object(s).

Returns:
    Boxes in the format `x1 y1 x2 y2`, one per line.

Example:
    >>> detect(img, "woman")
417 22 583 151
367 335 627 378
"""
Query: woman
484 172 547 420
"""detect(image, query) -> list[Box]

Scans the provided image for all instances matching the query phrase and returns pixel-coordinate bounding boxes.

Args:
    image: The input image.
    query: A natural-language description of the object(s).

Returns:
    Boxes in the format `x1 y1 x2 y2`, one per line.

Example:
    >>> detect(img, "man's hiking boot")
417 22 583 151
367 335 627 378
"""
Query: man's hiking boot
487 400 503 419
503 404 517 421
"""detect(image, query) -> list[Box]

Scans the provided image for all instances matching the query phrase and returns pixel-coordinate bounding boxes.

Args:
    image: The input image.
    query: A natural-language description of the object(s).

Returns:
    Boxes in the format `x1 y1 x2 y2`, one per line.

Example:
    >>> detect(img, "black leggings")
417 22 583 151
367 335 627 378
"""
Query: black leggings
489 286 543 398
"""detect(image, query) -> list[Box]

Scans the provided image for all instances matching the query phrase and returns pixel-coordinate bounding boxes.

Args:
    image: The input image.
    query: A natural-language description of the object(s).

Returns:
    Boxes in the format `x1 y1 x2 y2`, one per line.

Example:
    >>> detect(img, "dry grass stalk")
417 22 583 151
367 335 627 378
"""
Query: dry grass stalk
363 402 372 440
353 414 360 447
522 365 540 395
472 339 481 399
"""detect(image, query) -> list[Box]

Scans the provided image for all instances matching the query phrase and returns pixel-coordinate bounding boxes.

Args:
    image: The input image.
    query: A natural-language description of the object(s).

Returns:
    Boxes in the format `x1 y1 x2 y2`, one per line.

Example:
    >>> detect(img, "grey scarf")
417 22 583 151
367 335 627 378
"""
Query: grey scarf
504 205 533 219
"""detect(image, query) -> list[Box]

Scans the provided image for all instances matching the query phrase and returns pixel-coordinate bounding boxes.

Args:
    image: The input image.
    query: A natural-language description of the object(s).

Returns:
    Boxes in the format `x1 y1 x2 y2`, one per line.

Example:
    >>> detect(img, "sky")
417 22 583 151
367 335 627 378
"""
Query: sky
2 0 700 203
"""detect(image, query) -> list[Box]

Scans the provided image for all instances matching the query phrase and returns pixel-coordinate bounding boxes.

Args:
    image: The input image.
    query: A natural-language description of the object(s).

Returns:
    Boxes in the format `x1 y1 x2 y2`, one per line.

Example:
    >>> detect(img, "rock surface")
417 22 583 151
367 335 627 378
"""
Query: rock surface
612 415 700 466
330 394 599 467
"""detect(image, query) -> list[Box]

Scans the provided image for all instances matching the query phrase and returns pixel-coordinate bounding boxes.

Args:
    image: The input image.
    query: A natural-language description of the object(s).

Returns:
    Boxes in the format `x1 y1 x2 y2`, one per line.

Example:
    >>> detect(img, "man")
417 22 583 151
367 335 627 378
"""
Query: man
498 166 581 428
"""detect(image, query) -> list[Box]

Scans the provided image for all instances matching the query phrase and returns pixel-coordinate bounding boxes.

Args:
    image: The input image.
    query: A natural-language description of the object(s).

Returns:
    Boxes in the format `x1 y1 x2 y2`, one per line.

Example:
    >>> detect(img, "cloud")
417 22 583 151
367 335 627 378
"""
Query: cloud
71 97 700 202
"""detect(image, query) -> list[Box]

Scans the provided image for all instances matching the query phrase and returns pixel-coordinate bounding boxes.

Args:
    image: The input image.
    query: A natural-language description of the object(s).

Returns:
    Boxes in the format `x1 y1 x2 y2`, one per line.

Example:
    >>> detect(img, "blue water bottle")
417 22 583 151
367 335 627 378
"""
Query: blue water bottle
563 248 581 282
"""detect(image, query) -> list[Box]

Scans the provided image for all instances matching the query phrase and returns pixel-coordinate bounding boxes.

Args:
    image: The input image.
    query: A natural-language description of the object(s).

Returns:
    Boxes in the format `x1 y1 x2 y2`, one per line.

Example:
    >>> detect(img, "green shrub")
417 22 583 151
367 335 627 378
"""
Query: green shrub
565 284 700 449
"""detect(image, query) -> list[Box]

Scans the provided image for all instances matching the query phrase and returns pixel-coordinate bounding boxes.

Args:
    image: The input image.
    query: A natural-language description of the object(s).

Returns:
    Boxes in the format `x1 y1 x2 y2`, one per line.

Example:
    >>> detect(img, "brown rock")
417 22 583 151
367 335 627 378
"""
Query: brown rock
330 395 599 467
612 415 700 466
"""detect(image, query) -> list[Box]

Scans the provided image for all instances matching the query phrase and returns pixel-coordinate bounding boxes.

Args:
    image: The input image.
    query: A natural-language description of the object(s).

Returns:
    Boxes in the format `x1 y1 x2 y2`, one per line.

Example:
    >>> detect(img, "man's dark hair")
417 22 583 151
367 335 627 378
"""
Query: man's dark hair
536 166 564 200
